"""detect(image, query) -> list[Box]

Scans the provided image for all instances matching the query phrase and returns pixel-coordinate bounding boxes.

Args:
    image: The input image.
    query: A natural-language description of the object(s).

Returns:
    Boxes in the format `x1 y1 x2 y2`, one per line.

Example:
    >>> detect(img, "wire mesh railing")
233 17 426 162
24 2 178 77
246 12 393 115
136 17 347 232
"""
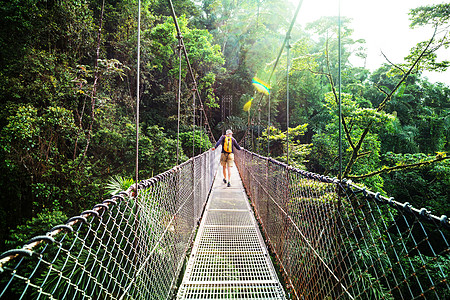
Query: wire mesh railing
235 150 450 300
0 149 220 299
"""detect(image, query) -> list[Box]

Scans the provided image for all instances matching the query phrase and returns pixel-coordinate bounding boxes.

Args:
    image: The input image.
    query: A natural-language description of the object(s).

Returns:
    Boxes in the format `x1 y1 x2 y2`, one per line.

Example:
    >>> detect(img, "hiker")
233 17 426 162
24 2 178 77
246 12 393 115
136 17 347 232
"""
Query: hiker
211 129 242 187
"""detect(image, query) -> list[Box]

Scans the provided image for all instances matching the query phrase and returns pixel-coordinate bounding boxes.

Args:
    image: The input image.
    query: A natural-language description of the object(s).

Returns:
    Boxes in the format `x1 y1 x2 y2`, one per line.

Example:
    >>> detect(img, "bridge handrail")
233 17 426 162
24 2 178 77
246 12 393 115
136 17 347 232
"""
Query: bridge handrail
243 150 450 228
0 149 220 299
0 189 133 268
236 149 450 300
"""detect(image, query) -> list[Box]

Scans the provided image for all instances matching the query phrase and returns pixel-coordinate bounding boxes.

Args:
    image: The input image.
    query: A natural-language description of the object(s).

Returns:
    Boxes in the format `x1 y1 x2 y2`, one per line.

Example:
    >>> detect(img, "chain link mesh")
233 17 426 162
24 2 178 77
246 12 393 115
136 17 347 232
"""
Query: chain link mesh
235 150 450 300
0 150 220 299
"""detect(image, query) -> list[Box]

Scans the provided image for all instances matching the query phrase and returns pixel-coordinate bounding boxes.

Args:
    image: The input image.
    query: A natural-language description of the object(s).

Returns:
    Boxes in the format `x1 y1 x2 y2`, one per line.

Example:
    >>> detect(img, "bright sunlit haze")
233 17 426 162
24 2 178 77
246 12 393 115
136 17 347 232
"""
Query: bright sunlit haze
293 0 450 85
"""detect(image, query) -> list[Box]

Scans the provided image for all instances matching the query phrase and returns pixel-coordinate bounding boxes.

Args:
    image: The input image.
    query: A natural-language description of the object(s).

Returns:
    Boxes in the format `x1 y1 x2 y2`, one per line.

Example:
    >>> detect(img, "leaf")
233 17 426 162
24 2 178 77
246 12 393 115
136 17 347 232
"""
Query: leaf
395 82 406 98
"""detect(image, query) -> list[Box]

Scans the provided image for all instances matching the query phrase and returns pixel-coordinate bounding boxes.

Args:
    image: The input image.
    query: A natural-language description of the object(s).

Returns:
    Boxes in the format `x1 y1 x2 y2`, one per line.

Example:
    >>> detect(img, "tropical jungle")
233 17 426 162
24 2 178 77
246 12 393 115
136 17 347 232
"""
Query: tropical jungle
0 0 449 262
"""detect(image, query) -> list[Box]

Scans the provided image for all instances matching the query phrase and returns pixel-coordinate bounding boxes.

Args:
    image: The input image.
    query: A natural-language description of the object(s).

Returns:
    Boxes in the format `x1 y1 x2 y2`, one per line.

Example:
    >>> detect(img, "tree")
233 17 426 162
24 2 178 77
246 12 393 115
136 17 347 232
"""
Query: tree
307 10 450 182
407 3 450 72
142 15 225 136
180 129 213 157
258 124 312 169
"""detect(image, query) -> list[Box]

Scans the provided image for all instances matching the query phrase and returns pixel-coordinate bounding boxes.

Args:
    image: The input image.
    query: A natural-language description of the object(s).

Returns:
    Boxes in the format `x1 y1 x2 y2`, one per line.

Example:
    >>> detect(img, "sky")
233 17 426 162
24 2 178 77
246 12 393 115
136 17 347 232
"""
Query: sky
293 0 450 85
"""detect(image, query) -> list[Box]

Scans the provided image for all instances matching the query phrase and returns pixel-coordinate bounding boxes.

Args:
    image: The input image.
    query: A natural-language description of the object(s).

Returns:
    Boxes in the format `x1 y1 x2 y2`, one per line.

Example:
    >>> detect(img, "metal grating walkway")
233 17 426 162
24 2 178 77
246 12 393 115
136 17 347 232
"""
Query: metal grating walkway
177 165 286 299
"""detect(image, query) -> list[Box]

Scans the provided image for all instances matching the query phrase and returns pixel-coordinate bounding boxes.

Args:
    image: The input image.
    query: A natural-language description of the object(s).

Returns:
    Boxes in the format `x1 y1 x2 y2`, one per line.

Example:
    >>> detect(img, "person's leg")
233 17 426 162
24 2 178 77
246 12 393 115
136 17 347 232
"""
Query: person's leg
226 164 231 187
226 153 234 187
222 165 227 182
220 153 227 183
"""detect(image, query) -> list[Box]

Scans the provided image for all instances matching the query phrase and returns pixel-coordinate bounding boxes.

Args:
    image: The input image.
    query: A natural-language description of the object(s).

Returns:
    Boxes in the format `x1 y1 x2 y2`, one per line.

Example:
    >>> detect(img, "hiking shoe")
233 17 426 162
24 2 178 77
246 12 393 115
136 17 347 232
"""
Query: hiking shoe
223 178 227 184
227 182 231 187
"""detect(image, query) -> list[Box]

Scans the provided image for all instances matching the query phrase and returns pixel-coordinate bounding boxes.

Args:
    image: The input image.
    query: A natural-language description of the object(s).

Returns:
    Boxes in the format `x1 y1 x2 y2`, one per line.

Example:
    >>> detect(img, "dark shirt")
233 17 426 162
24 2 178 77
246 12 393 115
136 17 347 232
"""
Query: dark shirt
214 135 241 153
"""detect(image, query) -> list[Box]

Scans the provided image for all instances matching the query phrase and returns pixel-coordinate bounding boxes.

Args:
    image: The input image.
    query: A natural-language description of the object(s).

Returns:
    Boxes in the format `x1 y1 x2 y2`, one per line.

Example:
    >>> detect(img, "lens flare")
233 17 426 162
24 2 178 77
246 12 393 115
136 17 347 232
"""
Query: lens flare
243 98 253 112
252 77 270 95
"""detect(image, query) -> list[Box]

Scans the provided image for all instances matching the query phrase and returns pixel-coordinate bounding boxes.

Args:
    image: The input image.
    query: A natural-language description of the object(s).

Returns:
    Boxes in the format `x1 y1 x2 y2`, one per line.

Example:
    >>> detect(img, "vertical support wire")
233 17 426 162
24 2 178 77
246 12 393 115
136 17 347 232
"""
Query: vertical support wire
336 0 344 293
251 108 254 151
338 0 342 182
135 0 141 189
248 0 304 155
286 35 291 165
267 91 271 157
192 88 196 157
133 0 141 291
176 35 183 165
257 107 261 154
200 106 203 146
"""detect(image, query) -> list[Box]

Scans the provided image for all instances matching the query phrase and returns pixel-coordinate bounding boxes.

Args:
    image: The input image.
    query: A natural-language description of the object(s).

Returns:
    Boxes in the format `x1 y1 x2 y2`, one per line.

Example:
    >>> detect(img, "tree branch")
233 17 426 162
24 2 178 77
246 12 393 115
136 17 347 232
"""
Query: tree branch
377 27 437 112
343 28 438 178
343 122 373 177
356 151 371 159
381 50 406 75
347 156 450 180
374 84 389 97
342 117 355 150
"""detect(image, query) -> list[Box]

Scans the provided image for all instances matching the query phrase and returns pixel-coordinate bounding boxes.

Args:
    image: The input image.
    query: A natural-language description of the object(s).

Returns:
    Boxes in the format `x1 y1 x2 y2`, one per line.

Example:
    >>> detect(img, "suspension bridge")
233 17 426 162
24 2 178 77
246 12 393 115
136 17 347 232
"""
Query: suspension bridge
1 0 449 298
0 147 449 299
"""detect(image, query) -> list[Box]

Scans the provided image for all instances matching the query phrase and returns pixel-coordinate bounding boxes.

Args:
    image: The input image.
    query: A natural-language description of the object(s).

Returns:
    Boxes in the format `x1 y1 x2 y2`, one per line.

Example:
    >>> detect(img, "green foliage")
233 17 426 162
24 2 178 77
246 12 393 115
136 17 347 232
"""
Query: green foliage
349 262 394 299
146 15 224 84
410 3 450 27
382 153 450 214
143 15 224 130
199 72 220 108
0 104 102 215
304 16 365 82
1 0 227 248
179 129 213 157
132 125 187 179
0 209 68 298
407 4 450 72
0 0 95 65
217 116 247 135
310 92 391 190
2 105 78 179
5 209 67 249
258 125 312 169
324 92 396 130
369 69 450 155
104 175 135 196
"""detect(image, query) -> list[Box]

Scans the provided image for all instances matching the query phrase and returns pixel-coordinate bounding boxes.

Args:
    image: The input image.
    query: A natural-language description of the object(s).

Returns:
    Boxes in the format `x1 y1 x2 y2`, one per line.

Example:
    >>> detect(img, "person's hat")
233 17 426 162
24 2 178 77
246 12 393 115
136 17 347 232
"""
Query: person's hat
226 129 233 135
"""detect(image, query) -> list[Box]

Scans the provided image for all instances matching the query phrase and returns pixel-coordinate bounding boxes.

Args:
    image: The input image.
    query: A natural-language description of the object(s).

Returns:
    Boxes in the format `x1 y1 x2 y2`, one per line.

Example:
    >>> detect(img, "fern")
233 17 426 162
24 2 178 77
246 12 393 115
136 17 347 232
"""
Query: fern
104 175 134 196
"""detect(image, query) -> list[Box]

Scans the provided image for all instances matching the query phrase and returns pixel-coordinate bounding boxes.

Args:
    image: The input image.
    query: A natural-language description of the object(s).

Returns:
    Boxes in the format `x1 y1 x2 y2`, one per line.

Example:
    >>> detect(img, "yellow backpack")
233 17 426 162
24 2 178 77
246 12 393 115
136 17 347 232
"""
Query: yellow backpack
223 136 233 153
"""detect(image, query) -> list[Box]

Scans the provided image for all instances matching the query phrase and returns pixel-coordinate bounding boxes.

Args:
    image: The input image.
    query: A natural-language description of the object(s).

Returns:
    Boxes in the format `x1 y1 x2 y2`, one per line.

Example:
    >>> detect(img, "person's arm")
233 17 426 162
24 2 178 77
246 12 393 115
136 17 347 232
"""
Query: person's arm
232 138 241 150
212 135 224 150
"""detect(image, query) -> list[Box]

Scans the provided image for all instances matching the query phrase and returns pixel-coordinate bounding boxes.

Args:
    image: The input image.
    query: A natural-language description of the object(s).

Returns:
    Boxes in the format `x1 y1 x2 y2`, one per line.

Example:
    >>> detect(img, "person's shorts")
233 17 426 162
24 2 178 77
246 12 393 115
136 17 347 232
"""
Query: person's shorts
220 153 234 167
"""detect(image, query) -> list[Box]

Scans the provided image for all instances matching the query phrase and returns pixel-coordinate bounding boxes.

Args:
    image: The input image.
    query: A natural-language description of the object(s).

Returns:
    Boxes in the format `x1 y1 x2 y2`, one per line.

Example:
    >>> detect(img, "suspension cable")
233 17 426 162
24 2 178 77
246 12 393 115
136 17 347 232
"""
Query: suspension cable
286 35 291 165
167 0 216 144
257 107 261 154
338 0 342 181
192 88 196 156
135 0 141 189
267 92 271 156
176 35 183 165
200 106 203 146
